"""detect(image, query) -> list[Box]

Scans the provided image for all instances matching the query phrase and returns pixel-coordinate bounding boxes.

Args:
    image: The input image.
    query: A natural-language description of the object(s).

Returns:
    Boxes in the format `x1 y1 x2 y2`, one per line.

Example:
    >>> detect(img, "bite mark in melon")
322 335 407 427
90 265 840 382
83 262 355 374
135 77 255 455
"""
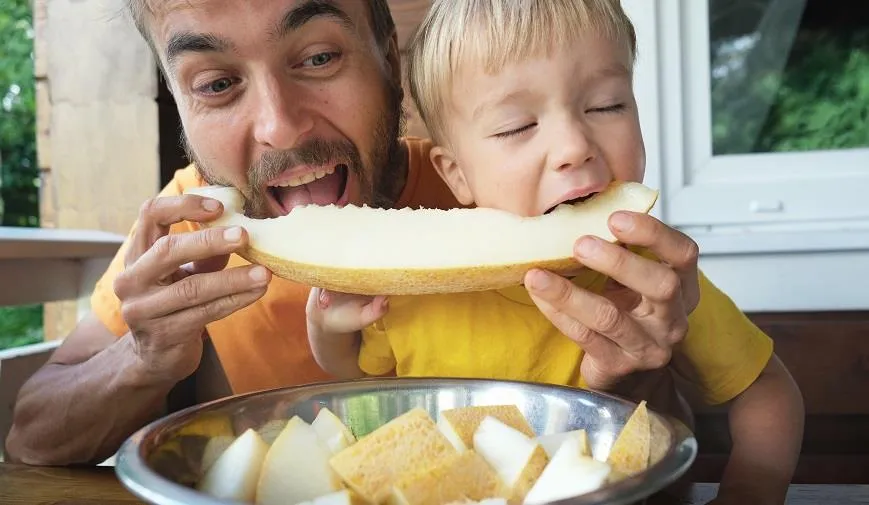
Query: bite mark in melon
185 181 658 295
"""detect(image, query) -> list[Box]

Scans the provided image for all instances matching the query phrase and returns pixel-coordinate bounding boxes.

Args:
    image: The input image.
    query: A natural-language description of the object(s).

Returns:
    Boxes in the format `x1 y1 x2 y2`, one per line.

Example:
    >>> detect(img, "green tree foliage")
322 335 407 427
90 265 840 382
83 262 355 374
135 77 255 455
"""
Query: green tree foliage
1 0 38 227
0 0 42 350
710 2 869 155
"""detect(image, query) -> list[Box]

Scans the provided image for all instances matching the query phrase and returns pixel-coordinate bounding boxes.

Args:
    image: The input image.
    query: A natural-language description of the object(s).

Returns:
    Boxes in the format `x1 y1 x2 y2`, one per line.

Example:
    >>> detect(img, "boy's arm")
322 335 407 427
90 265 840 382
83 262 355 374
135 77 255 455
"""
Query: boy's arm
711 354 804 505
305 287 389 379
307 326 369 379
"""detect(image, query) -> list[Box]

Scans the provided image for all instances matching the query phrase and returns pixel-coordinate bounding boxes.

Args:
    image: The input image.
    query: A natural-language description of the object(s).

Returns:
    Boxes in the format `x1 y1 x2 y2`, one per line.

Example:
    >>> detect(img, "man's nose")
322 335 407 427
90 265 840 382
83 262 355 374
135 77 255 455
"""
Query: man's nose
252 77 314 150
548 118 596 172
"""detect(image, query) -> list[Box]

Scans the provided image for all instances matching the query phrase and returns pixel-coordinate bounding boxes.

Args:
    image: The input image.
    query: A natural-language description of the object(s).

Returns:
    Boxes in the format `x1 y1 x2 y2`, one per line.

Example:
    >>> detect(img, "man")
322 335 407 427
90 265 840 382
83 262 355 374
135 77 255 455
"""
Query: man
4 0 771 468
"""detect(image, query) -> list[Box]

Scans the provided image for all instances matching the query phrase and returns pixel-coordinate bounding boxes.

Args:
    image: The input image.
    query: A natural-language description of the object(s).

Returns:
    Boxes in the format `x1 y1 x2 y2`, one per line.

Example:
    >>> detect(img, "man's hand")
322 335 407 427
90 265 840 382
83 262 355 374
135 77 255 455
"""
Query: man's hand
113 194 272 384
525 210 700 390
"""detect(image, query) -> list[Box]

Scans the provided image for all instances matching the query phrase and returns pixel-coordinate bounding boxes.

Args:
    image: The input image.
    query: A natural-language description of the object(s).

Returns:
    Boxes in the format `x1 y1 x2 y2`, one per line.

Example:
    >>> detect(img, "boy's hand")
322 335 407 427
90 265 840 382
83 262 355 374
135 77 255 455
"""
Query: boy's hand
524 211 700 391
306 287 389 334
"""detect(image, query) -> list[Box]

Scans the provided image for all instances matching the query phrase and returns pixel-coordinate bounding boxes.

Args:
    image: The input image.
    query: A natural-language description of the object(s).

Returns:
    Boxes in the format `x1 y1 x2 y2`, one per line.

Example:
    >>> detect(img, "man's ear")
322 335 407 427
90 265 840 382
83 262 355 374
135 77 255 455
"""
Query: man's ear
430 146 474 205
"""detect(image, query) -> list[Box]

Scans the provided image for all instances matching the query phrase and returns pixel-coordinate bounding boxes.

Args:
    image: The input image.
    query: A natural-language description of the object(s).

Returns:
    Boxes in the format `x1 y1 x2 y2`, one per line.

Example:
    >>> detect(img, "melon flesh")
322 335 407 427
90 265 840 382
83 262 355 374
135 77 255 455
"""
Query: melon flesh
185 181 658 295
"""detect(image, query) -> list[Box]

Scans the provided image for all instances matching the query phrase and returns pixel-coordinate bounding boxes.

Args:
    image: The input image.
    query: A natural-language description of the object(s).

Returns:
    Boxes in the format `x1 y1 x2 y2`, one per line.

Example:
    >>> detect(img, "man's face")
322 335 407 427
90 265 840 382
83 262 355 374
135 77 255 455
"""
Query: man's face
148 0 404 218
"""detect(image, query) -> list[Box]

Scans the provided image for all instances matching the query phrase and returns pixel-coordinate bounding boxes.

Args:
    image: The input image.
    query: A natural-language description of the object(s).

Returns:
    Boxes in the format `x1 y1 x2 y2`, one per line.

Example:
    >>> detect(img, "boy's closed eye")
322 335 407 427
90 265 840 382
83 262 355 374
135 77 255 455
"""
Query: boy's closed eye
492 122 538 139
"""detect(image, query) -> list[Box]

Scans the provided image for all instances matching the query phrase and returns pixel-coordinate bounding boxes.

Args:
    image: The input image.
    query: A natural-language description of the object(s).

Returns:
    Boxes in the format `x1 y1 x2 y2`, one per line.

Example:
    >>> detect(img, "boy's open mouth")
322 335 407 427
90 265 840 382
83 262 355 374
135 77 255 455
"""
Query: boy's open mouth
267 164 349 215
544 192 597 215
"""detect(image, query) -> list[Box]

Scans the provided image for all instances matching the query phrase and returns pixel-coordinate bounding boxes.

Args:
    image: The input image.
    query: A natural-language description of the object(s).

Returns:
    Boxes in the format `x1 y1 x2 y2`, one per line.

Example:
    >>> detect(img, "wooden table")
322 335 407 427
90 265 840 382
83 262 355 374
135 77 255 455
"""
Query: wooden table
1 463 867 504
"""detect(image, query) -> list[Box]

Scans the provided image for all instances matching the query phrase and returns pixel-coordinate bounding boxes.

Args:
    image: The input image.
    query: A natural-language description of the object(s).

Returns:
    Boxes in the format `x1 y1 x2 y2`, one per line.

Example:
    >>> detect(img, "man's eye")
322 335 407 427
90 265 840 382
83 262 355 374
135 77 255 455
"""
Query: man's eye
302 52 338 68
205 78 233 94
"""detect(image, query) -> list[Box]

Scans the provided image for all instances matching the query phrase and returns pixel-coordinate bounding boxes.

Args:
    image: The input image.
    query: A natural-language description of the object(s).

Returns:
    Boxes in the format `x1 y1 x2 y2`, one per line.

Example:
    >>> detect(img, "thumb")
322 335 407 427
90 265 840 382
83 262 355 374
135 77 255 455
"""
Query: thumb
358 295 390 328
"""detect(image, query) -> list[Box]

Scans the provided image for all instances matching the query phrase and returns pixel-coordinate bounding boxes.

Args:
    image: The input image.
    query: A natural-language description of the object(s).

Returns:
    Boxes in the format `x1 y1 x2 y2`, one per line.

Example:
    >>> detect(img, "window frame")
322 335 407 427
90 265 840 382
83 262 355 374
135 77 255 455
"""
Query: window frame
622 0 869 312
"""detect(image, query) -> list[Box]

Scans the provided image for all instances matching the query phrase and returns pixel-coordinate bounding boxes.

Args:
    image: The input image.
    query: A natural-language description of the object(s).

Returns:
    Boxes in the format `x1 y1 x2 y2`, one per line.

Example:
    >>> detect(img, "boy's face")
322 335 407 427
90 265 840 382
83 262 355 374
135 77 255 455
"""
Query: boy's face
431 35 645 217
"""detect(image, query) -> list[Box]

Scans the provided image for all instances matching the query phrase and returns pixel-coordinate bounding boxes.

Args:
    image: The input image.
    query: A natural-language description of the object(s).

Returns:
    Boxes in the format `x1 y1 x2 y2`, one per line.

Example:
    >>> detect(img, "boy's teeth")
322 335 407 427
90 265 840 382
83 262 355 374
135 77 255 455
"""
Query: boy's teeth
273 168 334 188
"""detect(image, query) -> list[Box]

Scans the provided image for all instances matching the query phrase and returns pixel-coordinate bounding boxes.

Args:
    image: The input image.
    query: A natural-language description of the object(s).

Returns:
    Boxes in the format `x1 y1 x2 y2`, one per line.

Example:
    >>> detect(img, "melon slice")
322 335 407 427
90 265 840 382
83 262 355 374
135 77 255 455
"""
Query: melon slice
523 431 612 505
200 435 235 473
296 489 368 505
312 407 357 454
328 408 458 504
606 401 651 476
184 181 658 295
535 428 592 459
388 450 510 505
438 405 536 453
197 428 268 502
472 417 549 503
256 416 344 505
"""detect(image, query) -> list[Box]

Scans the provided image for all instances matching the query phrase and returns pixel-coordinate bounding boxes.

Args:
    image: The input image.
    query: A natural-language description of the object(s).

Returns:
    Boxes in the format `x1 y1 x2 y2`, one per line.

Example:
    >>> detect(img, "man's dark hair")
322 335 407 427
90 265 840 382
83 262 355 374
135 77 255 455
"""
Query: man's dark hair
125 1 396 57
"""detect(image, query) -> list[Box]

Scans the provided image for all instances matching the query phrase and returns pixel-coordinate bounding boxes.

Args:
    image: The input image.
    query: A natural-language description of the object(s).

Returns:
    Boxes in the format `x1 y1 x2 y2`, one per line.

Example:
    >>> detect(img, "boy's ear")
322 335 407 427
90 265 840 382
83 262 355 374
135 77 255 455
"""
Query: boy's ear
430 146 474 206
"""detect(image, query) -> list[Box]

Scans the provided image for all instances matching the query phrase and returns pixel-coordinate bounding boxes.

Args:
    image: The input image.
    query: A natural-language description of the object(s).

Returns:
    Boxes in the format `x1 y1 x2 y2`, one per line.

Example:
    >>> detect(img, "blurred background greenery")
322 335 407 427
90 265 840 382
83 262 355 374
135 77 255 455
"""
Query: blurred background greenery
1 0 42 350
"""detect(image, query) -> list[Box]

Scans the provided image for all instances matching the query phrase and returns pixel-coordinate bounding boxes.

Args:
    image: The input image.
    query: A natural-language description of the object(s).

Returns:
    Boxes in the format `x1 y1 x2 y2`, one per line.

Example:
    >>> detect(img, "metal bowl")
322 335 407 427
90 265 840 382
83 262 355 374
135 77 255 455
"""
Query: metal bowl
116 377 697 505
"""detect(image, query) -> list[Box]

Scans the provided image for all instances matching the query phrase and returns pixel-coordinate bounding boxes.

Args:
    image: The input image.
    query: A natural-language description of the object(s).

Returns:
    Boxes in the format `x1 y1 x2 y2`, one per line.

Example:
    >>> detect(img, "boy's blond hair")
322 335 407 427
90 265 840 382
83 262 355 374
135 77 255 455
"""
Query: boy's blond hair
406 0 637 145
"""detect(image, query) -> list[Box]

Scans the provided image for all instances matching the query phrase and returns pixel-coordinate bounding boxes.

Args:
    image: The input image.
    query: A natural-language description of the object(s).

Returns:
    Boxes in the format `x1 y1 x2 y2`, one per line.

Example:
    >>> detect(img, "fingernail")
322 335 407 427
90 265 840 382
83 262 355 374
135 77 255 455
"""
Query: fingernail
224 227 242 242
527 270 550 291
576 237 600 258
249 266 268 282
610 212 634 232
202 198 220 211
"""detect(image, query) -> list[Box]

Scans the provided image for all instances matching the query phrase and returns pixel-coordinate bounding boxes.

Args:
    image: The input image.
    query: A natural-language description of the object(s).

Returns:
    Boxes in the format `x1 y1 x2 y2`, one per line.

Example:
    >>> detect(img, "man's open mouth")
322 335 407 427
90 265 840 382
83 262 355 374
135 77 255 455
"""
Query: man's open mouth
268 164 349 215
544 192 597 215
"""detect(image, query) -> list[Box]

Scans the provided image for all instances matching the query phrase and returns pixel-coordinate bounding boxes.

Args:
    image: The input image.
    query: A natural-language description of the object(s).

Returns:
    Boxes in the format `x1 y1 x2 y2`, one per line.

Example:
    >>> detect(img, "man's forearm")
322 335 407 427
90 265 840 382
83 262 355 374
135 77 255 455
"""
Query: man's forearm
717 355 804 504
5 334 177 466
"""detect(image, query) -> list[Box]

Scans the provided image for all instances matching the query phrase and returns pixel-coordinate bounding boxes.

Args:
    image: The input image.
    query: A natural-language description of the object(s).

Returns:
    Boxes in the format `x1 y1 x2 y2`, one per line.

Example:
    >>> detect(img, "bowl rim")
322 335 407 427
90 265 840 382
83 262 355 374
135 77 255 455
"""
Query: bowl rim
115 376 698 505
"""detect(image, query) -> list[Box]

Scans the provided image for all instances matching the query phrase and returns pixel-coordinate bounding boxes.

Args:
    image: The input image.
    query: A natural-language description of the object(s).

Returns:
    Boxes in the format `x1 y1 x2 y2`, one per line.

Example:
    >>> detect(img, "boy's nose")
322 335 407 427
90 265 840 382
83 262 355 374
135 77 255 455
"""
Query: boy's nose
252 77 314 151
549 120 596 172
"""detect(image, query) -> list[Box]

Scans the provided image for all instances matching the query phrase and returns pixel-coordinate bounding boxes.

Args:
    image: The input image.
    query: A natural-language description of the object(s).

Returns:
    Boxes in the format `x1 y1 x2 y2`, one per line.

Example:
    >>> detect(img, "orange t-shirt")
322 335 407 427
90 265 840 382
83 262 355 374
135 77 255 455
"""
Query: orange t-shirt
89 137 460 394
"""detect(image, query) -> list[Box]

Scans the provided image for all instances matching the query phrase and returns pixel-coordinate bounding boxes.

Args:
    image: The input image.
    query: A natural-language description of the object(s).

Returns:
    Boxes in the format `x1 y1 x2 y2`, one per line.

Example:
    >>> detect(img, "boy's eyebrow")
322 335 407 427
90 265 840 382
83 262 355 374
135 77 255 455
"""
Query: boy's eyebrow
472 89 534 121
592 63 632 81
271 0 354 40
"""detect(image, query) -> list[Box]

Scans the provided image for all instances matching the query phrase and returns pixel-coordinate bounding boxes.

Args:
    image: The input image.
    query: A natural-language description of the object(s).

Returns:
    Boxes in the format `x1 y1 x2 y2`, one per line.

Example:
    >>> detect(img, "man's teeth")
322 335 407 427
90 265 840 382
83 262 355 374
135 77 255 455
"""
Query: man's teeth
271 166 336 188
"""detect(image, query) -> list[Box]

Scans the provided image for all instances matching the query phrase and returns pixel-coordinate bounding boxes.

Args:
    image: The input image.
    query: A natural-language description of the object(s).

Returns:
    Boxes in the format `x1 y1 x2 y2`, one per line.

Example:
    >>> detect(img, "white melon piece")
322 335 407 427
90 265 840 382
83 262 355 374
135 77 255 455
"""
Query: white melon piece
197 428 268 502
535 428 592 459
295 489 365 505
523 431 611 505
472 416 549 502
312 408 356 454
256 416 343 505
201 435 235 474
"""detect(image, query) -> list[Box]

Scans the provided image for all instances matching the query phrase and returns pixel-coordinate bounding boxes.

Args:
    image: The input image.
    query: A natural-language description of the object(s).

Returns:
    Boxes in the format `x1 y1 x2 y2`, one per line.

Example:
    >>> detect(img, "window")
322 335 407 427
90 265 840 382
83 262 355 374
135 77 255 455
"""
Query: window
644 0 869 253
621 0 869 311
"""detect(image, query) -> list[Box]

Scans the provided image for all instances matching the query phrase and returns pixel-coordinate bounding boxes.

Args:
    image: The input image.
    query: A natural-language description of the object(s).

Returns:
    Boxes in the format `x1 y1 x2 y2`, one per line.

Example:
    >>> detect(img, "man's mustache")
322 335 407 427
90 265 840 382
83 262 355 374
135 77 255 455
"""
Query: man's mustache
249 138 362 186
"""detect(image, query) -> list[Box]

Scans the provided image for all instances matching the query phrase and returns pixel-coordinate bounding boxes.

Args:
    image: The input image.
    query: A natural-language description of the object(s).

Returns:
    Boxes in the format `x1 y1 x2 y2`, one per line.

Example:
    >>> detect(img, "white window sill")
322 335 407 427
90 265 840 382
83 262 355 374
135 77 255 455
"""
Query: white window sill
697 250 869 313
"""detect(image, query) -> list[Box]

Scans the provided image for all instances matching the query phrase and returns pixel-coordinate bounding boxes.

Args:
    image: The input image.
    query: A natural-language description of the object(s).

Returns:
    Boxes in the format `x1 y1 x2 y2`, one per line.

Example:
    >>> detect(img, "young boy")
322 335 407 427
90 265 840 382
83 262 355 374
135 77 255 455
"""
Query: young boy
308 1 802 501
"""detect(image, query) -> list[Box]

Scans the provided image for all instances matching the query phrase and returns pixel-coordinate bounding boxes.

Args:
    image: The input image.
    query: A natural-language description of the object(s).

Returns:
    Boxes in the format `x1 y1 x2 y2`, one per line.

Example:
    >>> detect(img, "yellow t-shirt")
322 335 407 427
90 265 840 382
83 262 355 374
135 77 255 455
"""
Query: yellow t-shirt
360 250 773 406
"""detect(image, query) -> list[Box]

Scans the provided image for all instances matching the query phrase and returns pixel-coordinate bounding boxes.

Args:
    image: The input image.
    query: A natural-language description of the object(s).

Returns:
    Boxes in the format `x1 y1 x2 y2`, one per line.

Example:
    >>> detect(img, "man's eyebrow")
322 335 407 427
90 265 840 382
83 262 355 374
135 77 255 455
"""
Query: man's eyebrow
272 0 354 40
165 32 233 70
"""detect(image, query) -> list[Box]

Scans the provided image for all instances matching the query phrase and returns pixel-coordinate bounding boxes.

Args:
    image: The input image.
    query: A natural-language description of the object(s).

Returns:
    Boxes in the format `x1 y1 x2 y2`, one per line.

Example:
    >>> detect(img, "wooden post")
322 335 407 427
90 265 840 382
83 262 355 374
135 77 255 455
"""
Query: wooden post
34 0 161 340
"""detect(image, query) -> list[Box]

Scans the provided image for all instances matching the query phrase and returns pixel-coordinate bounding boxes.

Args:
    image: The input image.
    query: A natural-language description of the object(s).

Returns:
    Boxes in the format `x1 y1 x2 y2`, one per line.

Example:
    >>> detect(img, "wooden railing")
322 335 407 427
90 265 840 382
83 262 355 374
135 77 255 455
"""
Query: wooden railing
0 226 124 458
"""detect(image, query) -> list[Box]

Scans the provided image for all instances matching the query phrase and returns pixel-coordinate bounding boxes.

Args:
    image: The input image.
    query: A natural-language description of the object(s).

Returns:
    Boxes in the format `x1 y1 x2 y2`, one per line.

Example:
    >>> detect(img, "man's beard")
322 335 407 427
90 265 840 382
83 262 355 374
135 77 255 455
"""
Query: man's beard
183 81 405 218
